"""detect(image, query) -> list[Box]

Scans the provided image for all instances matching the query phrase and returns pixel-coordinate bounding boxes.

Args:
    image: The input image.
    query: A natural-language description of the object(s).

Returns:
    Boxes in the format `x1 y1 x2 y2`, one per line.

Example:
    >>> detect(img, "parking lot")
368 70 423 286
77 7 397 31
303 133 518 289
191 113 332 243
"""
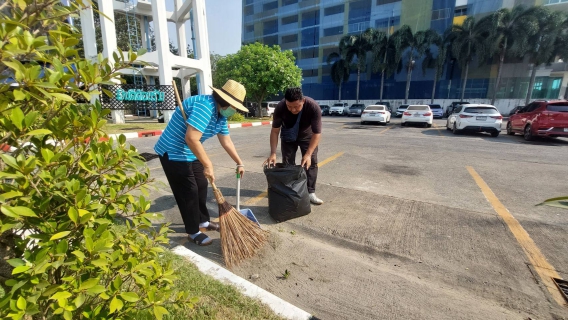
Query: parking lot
131 116 568 319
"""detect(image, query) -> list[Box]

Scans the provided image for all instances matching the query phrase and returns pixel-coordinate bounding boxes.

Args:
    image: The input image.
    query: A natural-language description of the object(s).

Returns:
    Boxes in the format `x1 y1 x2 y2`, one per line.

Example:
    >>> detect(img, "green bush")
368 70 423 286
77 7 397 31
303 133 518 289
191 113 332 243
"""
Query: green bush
0 1 194 319
227 112 245 122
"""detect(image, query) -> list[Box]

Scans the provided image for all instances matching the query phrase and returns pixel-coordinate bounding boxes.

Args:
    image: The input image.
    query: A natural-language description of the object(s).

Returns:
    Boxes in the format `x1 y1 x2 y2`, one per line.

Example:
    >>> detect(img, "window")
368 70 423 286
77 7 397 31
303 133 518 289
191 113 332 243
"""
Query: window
526 103 540 112
547 104 568 112
302 10 320 27
300 47 318 59
301 27 319 46
282 34 298 43
349 0 372 24
375 16 400 28
323 26 343 37
263 1 278 11
263 20 278 36
245 0 254 4
546 0 568 4
324 5 344 16
244 5 254 16
454 106 463 113
282 15 298 25
302 69 318 77
245 24 254 33
282 0 298 6
407 106 429 111
263 35 278 46
377 0 399 4
432 8 450 21
463 107 499 114
366 106 385 110
454 6 467 16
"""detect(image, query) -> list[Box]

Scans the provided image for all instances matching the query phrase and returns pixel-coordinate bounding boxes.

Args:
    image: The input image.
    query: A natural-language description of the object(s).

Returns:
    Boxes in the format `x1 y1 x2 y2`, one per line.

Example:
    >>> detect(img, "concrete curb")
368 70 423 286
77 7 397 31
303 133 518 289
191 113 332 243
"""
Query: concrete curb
171 245 315 320
109 121 273 140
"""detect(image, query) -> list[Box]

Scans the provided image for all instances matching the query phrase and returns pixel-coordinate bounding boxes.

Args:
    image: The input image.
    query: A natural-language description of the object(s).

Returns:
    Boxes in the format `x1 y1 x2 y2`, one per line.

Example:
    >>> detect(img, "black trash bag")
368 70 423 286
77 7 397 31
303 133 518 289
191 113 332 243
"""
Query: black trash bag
264 164 311 222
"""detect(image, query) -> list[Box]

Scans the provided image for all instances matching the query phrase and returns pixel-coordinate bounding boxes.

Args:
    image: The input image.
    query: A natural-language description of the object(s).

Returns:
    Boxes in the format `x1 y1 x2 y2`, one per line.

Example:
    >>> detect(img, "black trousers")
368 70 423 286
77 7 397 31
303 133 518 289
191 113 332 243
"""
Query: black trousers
159 153 209 234
281 138 318 193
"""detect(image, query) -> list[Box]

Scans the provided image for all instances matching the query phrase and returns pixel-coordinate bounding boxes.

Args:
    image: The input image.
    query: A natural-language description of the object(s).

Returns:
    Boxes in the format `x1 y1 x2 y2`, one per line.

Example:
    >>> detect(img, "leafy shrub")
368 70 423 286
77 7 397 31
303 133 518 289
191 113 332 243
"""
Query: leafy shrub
0 1 194 319
227 112 245 122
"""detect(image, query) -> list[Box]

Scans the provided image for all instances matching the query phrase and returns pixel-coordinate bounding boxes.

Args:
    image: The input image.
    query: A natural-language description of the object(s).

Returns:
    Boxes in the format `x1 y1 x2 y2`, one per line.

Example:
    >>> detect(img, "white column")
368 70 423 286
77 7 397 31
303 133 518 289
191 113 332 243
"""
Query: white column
558 71 568 99
151 0 174 122
80 5 97 61
175 0 188 58
98 0 118 61
183 76 192 100
193 0 212 94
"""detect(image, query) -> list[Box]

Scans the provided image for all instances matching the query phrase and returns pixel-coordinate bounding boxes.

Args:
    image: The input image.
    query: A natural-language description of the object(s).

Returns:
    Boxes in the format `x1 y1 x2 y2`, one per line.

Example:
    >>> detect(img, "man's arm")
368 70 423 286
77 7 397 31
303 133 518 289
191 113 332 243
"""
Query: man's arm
265 127 280 166
300 133 321 169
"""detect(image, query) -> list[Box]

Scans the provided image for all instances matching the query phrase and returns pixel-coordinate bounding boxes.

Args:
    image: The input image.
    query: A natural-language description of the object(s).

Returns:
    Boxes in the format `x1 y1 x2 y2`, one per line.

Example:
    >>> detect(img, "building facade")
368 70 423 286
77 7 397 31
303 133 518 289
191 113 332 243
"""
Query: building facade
242 0 568 102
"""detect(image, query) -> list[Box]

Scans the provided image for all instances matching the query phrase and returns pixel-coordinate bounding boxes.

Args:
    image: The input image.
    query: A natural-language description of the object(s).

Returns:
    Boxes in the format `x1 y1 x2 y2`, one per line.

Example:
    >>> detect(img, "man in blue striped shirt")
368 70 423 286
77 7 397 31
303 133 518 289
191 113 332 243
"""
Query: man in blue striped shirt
154 80 248 246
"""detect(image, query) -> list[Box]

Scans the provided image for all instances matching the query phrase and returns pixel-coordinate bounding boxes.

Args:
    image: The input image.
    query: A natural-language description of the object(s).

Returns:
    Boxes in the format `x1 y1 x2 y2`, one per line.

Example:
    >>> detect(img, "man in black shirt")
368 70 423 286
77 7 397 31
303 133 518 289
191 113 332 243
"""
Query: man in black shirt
265 87 323 205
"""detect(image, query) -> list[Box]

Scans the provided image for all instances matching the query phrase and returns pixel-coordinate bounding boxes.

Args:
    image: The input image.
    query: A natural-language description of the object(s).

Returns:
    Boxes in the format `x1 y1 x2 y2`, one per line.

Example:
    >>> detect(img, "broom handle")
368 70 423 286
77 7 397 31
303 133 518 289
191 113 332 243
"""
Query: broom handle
236 173 241 211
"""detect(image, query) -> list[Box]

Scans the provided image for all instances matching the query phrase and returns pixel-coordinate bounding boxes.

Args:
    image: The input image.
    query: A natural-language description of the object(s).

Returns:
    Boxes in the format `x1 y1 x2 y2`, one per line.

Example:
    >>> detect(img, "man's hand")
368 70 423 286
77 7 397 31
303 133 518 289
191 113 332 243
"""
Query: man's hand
264 153 277 167
237 165 245 177
204 165 215 184
301 153 311 169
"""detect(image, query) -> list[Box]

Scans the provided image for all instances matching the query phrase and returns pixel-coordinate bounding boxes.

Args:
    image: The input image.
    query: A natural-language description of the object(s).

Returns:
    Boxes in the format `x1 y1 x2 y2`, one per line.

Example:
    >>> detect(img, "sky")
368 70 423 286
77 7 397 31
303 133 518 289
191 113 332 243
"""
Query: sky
165 0 242 56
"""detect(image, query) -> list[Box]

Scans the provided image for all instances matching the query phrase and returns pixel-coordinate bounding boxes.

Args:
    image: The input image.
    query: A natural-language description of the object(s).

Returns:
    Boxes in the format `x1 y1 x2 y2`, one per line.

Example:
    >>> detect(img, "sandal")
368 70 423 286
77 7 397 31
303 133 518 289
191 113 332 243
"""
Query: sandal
190 233 212 246
199 221 220 232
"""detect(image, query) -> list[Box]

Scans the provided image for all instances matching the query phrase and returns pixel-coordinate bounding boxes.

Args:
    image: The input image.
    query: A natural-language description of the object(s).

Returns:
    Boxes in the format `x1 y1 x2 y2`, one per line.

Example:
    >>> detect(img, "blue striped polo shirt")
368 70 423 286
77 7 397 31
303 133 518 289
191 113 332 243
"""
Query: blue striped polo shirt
154 95 229 162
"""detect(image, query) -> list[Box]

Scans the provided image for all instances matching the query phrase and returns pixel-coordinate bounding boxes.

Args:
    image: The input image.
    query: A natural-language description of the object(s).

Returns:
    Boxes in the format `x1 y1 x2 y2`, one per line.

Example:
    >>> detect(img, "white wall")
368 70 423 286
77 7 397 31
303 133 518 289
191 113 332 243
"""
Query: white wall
315 99 530 116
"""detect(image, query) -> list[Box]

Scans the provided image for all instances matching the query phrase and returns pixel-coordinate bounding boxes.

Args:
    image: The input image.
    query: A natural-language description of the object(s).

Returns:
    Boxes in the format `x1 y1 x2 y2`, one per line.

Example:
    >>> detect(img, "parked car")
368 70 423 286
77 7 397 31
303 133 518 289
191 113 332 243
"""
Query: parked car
320 104 330 116
446 104 502 137
508 106 523 117
348 103 366 117
265 101 278 118
507 100 568 141
395 104 409 117
361 105 391 125
330 102 349 116
445 101 470 118
428 104 443 118
401 105 433 127
375 101 392 113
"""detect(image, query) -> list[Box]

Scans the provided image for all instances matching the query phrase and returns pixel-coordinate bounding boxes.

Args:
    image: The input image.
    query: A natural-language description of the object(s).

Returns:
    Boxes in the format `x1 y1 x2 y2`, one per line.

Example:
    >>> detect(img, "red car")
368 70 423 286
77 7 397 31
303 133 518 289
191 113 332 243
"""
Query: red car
507 100 568 141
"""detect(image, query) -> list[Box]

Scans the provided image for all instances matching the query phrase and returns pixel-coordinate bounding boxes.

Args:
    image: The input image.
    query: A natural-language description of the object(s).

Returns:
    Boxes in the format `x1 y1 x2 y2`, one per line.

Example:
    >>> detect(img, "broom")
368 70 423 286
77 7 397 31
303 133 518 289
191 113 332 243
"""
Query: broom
171 81 268 268
211 181 268 268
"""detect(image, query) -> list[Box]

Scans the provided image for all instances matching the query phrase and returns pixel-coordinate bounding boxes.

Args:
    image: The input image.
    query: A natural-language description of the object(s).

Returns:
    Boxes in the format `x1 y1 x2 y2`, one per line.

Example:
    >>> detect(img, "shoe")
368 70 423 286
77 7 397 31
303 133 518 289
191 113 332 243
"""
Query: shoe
309 193 323 205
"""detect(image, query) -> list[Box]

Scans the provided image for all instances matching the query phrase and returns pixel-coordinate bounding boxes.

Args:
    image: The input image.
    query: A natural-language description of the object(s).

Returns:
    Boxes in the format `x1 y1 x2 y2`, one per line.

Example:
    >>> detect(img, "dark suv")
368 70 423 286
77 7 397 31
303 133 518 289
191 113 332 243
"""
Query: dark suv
348 104 366 117
375 101 392 113
445 101 470 118
507 100 568 140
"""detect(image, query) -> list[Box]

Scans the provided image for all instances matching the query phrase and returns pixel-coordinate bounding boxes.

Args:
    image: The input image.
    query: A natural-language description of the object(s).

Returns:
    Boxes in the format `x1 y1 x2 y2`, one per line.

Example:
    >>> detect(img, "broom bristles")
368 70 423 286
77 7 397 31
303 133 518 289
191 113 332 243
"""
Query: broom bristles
212 186 268 268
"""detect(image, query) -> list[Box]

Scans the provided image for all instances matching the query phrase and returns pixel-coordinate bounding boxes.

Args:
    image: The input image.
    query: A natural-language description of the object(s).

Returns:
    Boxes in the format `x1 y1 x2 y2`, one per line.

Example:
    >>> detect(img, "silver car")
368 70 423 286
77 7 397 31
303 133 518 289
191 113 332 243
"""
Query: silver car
396 104 409 117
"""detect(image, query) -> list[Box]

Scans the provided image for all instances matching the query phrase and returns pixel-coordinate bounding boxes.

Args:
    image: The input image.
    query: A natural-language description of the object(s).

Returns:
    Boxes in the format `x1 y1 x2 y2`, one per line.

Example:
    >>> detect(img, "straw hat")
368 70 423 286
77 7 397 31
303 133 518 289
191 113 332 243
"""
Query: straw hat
210 80 249 112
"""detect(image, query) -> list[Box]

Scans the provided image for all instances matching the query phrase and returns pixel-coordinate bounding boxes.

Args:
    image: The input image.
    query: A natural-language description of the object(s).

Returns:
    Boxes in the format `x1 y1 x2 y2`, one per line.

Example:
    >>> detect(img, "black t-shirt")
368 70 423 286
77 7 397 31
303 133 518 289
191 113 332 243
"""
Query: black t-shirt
272 97 322 140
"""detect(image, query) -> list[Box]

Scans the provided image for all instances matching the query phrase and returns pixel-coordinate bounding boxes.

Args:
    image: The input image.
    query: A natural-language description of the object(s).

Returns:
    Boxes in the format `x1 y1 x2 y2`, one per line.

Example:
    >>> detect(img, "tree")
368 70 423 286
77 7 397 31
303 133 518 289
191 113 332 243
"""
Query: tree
0 1 194 318
519 7 568 104
326 51 350 101
215 43 301 117
445 17 485 102
339 29 374 102
368 28 398 101
391 25 438 103
422 32 447 104
477 6 539 104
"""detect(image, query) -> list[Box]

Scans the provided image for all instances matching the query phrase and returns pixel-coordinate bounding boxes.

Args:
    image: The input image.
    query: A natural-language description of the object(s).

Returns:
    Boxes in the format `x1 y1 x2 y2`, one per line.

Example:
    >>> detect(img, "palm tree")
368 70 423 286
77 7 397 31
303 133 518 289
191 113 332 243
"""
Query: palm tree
477 6 539 104
327 51 351 101
391 25 438 103
422 32 446 104
445 17 485 102
338 29 373 102
368 29 397 101
518 7 568 104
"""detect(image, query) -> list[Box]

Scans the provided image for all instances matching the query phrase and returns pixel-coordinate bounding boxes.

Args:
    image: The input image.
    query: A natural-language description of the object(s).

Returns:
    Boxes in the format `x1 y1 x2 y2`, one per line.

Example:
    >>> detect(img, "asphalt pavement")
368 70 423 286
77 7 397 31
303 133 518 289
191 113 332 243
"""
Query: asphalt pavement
129 116 568 320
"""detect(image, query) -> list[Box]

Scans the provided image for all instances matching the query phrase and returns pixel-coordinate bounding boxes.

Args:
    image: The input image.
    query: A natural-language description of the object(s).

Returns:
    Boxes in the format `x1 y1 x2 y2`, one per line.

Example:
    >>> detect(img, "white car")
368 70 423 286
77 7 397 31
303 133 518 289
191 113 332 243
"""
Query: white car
330 102 349 116
446 104 502 137
401 105 433 127
265 101 278 118
361 105 391 125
